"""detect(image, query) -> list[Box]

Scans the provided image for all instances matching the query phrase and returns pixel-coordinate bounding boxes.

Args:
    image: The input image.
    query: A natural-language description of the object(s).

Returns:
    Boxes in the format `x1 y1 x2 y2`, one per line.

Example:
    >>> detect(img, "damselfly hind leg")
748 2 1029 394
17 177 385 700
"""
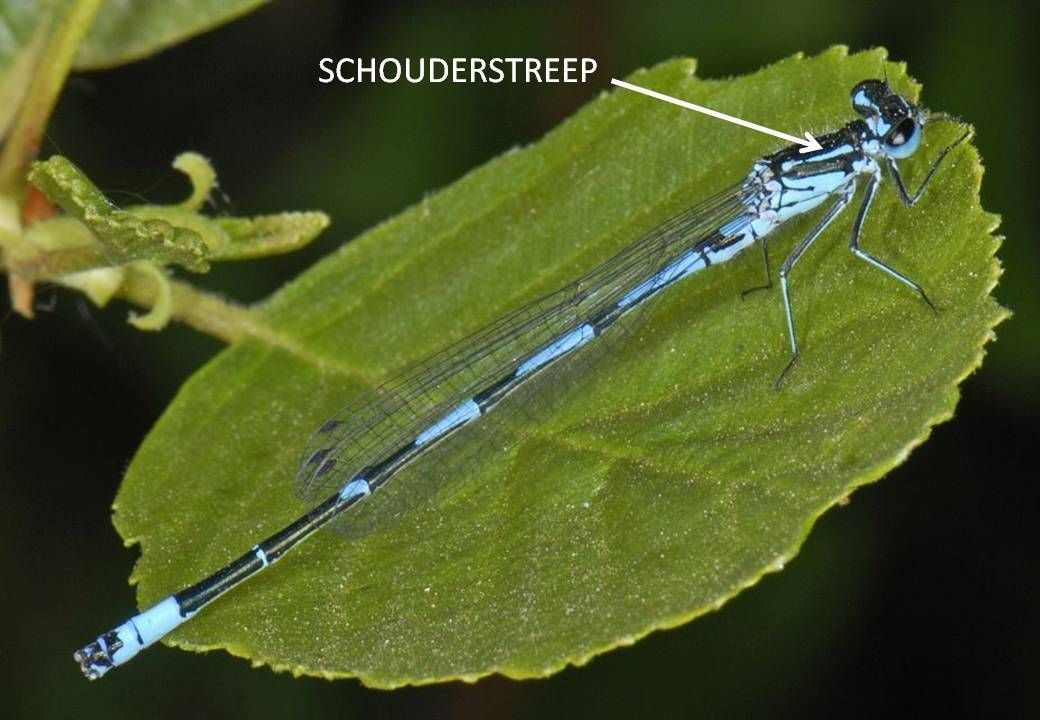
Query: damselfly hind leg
773 186 856 390
740 240 773 298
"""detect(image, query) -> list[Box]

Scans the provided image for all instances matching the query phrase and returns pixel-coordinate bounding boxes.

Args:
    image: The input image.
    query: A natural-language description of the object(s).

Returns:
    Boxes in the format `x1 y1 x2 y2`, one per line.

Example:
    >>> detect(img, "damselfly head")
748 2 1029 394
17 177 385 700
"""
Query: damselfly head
850 79 924 159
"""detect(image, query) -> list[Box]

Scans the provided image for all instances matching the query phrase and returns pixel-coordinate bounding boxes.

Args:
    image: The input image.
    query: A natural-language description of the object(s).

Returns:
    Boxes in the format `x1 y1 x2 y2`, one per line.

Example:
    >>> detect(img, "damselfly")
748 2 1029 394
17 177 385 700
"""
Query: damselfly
74 78 970 679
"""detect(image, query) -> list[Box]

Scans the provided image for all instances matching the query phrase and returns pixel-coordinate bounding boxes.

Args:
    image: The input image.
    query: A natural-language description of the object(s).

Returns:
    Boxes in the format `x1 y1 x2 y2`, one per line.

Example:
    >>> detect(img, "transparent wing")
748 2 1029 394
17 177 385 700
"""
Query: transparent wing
296 184 750 536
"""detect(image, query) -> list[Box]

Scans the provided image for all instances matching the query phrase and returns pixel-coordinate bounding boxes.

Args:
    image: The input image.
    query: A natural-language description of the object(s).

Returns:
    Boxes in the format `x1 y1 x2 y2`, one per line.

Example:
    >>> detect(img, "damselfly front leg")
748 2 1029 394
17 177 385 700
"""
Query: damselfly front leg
887 121 973 207
853 121 972 312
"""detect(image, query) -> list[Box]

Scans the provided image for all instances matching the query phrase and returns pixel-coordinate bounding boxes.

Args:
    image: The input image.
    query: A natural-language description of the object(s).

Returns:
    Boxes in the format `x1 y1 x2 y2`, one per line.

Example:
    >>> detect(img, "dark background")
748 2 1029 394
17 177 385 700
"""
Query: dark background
2 1 1036 717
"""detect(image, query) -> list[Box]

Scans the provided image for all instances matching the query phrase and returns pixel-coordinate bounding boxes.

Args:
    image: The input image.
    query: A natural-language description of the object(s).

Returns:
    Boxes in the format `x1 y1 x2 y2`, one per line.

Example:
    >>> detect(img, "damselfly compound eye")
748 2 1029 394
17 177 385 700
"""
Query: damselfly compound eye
884 117 921 157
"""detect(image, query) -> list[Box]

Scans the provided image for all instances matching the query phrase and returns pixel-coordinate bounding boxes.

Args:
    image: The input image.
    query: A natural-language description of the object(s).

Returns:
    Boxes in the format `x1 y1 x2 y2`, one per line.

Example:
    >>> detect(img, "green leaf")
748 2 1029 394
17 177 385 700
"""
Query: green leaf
172 152 217 212
114 48 1005 686
74 0 270 70
211 213 332 261
124 261 173 330
29 155 210 271
1 0 268 78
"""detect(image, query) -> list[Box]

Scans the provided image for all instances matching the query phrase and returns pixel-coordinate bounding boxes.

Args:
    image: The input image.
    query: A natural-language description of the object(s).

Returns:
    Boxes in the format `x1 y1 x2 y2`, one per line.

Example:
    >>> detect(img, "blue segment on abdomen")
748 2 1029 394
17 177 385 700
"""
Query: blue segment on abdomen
618 249 706 308
515 323 595 378
338 478 371 501
414 399 481 446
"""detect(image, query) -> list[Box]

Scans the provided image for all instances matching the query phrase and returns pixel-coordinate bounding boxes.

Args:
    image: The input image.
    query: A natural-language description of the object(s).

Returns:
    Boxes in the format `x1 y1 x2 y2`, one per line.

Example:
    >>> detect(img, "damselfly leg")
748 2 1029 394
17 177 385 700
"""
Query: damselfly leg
852 120 973 313
741 240 773 297
888 120 973 207
774 185 856 389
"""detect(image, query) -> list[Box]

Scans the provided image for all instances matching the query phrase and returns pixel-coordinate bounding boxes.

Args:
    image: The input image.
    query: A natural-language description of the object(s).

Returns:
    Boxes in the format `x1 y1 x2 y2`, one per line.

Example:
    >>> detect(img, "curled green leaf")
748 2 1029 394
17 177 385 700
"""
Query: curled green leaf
29 155 210 271
212 212 331 260
127 205 229 256
126 262 173 330
173 151 217 212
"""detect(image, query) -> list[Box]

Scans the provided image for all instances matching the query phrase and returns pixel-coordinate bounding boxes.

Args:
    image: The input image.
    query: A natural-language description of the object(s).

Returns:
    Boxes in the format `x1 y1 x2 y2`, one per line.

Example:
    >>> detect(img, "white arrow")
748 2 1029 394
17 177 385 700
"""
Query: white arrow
610 78 823 154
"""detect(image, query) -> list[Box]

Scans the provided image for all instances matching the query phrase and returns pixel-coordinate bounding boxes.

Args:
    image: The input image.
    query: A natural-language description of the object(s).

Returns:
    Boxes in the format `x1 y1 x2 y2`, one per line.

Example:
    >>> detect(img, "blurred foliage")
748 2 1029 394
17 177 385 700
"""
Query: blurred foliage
0 0 272 74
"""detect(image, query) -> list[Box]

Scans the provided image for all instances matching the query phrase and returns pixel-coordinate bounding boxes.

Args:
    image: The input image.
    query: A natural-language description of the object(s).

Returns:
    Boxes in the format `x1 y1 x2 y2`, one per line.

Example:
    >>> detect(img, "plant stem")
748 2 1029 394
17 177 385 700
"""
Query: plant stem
117 268 257 344
6 244 111 280
2 249 290 348
0 0 103 195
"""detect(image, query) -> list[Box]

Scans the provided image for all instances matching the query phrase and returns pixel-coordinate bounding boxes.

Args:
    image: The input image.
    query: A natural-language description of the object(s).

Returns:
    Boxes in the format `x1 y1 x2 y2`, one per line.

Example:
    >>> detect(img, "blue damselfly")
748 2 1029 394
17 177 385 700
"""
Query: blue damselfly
75 78 970 679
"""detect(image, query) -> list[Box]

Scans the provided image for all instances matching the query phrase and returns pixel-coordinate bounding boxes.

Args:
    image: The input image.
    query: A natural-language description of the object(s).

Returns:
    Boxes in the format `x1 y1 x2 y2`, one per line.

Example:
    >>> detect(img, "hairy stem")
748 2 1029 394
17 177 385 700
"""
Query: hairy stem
116 268 258 344
6 244 110 280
